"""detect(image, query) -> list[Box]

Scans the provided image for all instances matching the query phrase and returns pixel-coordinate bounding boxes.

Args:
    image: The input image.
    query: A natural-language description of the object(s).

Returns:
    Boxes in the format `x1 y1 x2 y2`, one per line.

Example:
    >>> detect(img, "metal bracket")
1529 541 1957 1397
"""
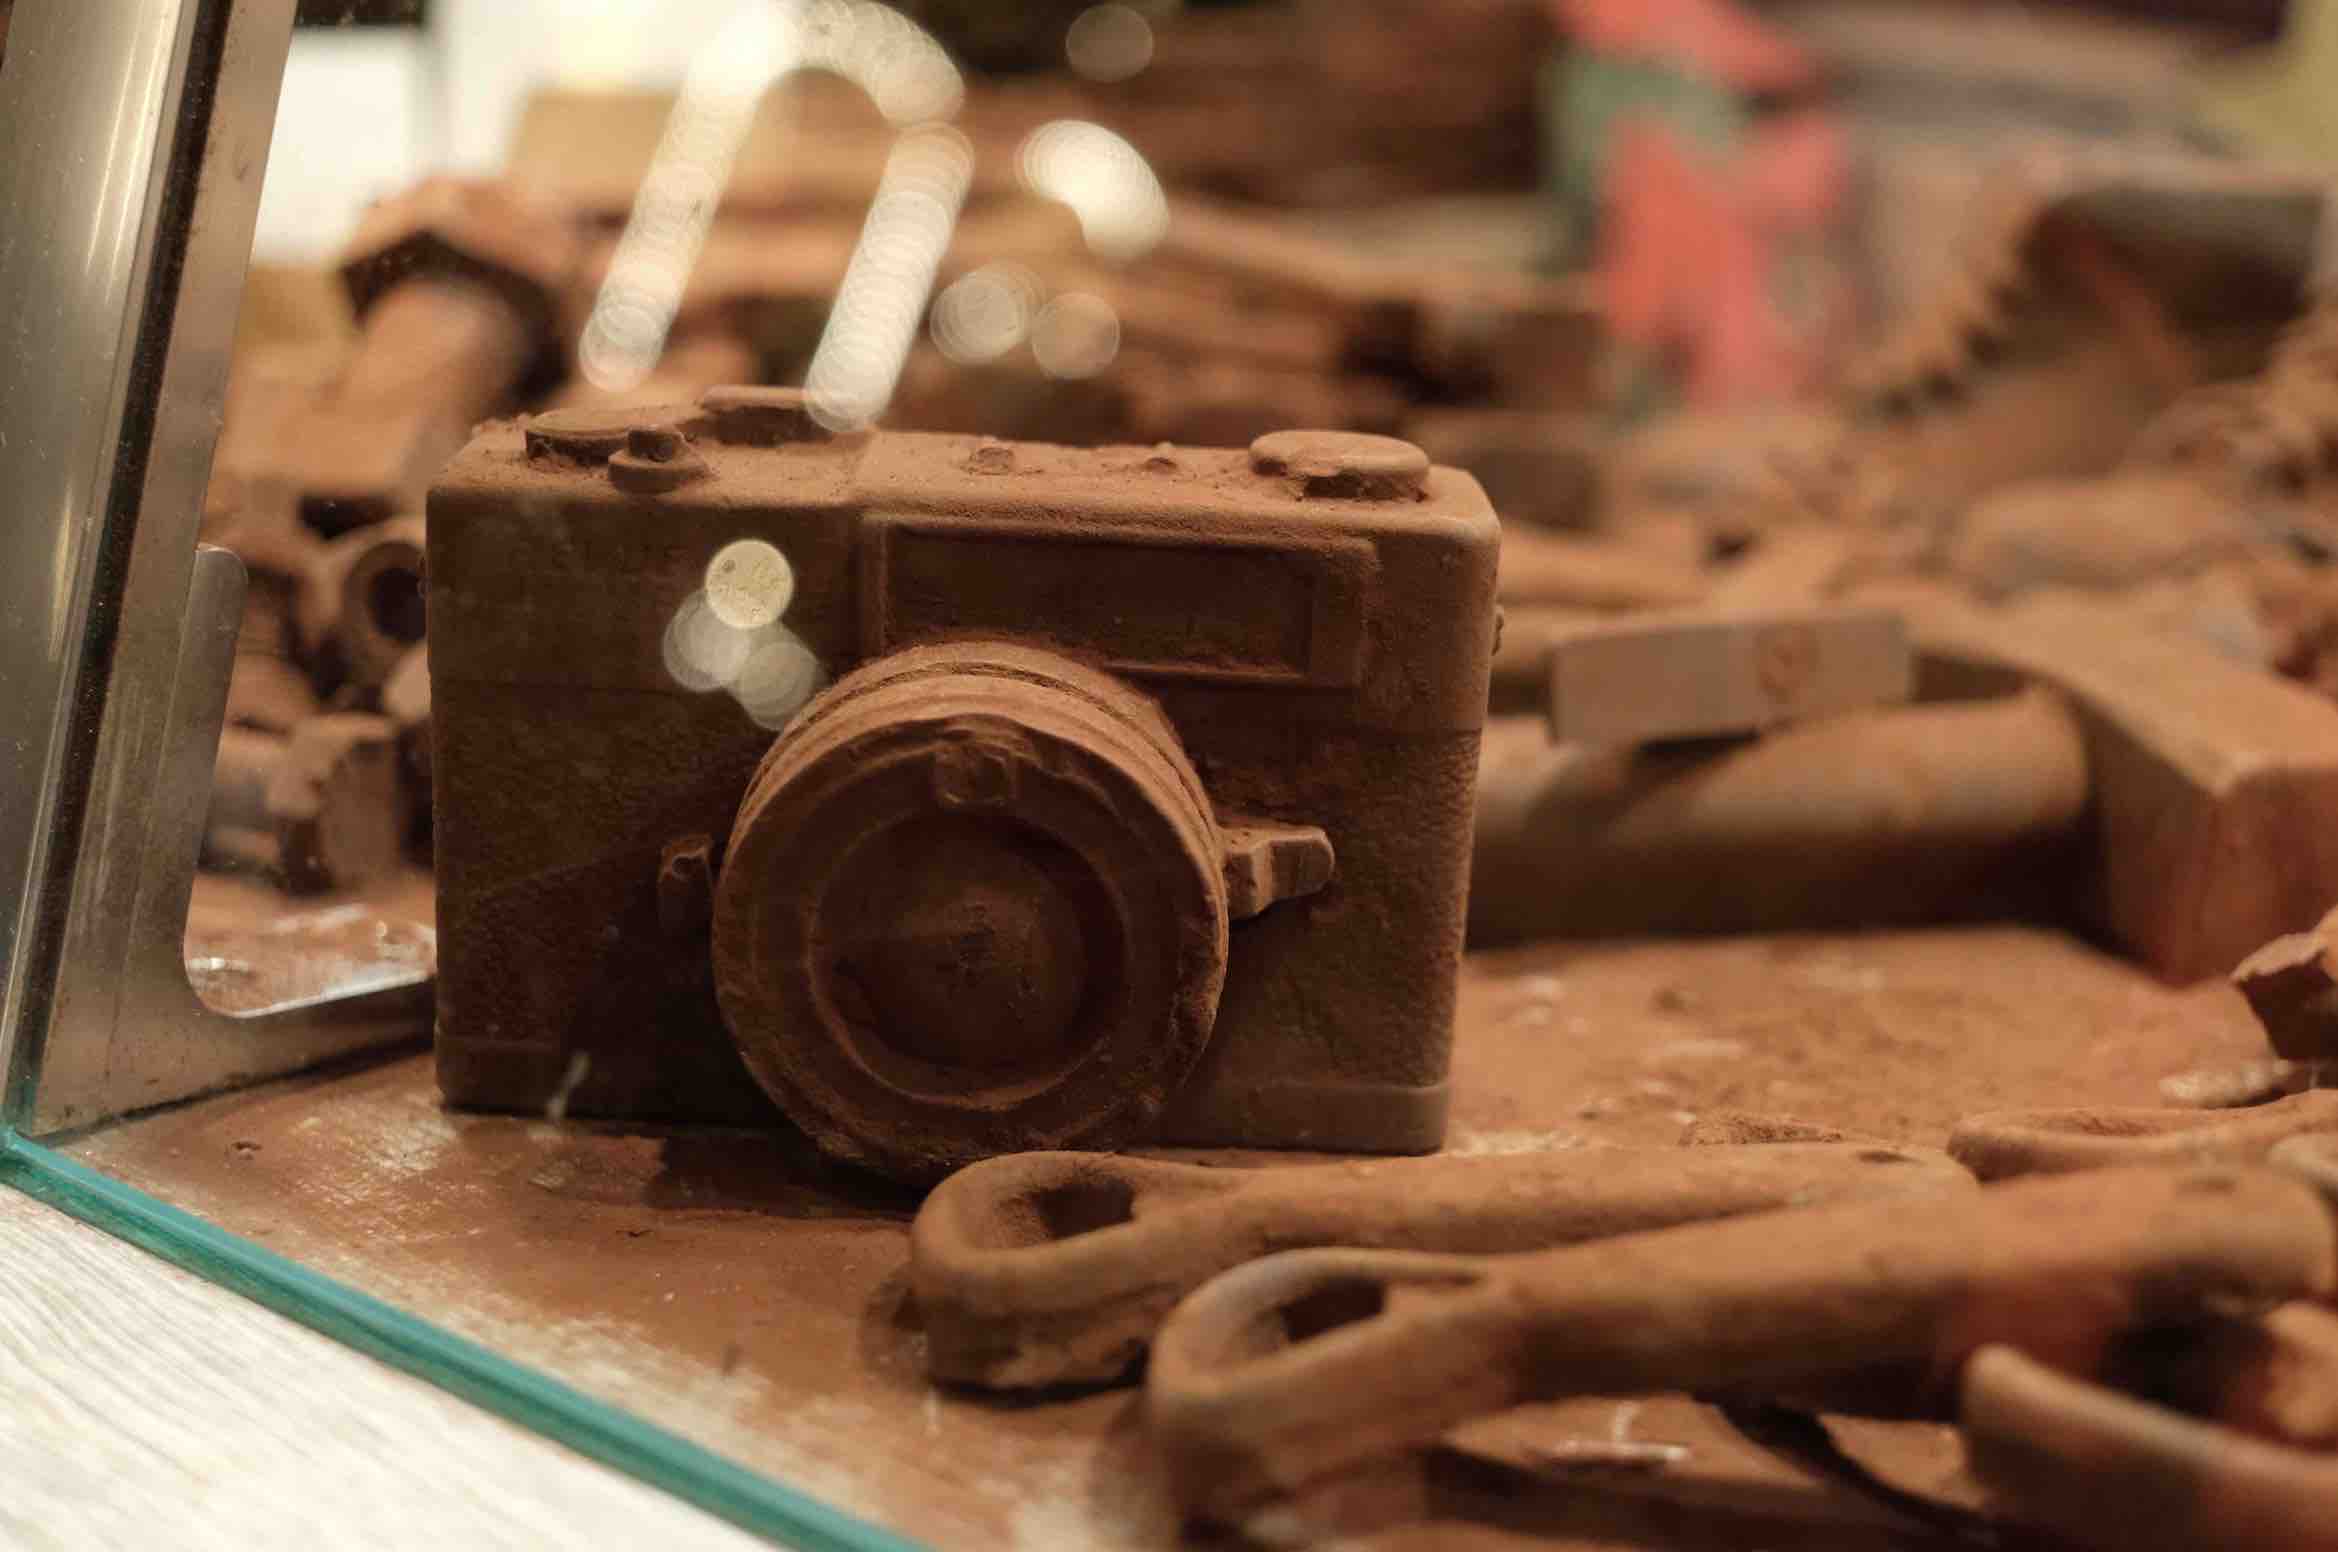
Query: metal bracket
26 538 430 1137
35 544 431 1134
0 0 427 1137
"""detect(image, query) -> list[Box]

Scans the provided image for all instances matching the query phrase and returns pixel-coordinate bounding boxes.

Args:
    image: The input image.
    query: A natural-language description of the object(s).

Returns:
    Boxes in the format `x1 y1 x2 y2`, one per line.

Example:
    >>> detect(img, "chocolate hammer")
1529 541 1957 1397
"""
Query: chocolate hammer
1469 687 2089 943
913 1142 1973 1388
1145 1166 2338 1520
1909 588 2338 982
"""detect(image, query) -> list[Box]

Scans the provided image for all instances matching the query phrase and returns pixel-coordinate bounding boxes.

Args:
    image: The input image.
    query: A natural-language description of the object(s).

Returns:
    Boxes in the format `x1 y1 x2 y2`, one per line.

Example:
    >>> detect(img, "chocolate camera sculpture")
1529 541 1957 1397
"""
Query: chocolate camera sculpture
428 388 1499 1181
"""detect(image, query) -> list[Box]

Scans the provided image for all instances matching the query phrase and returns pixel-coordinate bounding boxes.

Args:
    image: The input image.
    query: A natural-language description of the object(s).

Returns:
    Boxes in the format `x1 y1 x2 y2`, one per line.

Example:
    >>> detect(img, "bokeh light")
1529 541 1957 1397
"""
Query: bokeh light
579 2 962 394
579 2 799 393
1065 4 1155 83
801 0 965 125
1030 292 1122 379
662 568 827 732
1016 120 1169 263
704 539 797 630
930 263 1045 364
661 590 760 693
733 630 829 729
806 125 976 431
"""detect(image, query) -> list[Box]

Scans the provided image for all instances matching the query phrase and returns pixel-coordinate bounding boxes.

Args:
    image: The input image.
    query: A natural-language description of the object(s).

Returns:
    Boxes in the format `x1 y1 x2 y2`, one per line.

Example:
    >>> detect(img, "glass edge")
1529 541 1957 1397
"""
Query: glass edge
0 1130 927 1552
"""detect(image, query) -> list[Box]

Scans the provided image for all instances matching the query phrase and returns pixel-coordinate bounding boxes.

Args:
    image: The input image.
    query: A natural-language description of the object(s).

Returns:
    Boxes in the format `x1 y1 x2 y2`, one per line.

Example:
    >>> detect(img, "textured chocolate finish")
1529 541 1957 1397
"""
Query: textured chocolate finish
2236 908 2338 1061
1148 1166 2338 1519
1912 590 2338 982
337 178 580 397
714 641 1230 1180
1948 1091 2338 1180
206 715 406 894
429 392 1499 1176
297 514 426 687
258 181 581 534
1470 691 2089 943
1544 606 1912 746
1963 1345 2338 1552
912 1142 1973 1389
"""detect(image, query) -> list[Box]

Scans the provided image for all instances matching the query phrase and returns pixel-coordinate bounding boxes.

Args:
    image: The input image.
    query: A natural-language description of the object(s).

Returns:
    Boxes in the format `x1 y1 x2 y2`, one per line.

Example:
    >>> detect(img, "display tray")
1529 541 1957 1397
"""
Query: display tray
183 869 438 1012
60 922 2261 1551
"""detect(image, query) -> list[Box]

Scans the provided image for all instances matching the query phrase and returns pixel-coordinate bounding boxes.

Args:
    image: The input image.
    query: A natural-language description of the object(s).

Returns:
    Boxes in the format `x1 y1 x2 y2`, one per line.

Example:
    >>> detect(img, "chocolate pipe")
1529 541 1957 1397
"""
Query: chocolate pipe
205 714 405 893
264 180 580 533
273 284 532 534
913 1141 1972 1389
298 515 426 688
341 282 529 421
1468 689 2090 944
1148 1167 2337 1520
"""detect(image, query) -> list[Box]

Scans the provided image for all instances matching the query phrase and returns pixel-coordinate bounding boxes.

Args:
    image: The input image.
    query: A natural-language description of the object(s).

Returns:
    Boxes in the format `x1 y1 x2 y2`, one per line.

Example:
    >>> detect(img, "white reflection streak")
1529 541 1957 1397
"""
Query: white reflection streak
1016 121 1168 263
805 126 975 431
805 0 966 124
579 4 800 393
578 2 967 394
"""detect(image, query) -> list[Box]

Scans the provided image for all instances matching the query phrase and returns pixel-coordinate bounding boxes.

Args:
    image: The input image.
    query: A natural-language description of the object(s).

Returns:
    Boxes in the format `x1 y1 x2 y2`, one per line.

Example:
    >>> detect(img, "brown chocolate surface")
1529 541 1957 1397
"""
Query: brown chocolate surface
69 924 2260 1549
428 413 1499 1168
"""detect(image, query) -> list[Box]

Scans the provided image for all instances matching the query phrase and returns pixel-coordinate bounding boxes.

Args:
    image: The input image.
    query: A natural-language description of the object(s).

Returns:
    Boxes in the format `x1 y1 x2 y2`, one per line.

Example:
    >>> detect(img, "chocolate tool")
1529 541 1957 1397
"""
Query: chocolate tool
1948 1089 2338 1180
2101 1298 2338 1454
912 1141 1973 1388
2235 907 2338 1062
1910 588 2338 983
432 413 1499 1179
1963 1343 2338 1552
1469 688 2088 943
1143 1166 2337 1520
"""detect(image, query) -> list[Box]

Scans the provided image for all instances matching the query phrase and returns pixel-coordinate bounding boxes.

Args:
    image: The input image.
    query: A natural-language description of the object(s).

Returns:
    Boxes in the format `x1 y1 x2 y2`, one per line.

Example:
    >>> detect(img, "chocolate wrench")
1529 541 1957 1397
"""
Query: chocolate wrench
1964 1345 2338 1552
1142 1165 2338 1520
911 1141 1972 1387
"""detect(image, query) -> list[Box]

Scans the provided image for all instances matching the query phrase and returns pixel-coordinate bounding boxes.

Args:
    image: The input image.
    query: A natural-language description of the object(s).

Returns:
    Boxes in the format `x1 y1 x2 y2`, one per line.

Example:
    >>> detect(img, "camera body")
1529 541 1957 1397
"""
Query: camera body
427 388 1499 1179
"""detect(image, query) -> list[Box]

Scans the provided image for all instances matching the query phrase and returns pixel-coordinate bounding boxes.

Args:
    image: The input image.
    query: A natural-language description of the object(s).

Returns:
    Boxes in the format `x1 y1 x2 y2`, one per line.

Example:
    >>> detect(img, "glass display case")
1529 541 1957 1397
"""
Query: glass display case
9 4 2338 1550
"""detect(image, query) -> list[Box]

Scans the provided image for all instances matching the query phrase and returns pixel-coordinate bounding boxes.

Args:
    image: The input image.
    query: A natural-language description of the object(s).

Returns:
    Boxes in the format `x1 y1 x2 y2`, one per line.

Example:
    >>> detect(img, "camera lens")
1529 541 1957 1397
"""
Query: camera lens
833 816 1090 1073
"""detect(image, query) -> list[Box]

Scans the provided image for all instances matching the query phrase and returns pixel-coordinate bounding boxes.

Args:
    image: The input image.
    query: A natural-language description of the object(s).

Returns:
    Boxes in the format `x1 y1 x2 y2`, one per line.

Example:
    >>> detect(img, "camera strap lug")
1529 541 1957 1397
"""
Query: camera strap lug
1218 819 1335 919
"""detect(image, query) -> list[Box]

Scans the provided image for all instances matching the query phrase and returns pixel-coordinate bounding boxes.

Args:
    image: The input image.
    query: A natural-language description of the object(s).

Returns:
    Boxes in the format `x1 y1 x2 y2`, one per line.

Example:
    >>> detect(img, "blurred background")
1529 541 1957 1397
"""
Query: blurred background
178 0 2338 995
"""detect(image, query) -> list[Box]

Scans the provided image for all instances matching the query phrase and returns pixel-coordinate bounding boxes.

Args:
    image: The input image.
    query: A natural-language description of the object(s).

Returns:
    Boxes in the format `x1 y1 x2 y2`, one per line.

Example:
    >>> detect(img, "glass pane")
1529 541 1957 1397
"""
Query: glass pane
22 2 2338 1549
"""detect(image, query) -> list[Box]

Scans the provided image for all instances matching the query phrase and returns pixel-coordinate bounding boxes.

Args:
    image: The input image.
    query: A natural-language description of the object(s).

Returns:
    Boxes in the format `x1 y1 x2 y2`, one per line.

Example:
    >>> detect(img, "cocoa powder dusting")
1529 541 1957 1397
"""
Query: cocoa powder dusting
70 924 2261 1550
